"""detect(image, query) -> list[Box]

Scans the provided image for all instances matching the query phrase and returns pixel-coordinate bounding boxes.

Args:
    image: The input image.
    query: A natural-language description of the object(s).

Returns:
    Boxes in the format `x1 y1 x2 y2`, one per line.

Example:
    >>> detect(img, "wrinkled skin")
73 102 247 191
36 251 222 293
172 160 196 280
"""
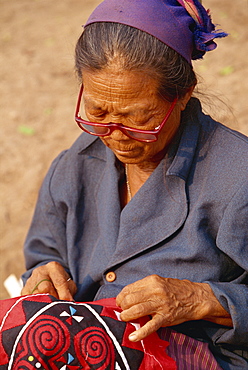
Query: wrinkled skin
82 67 191 170
116 275 232 342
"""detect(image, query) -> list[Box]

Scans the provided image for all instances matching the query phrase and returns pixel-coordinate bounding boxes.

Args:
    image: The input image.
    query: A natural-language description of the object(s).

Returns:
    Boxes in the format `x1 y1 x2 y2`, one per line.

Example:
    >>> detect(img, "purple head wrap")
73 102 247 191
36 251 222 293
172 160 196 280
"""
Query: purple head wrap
85 0 227 64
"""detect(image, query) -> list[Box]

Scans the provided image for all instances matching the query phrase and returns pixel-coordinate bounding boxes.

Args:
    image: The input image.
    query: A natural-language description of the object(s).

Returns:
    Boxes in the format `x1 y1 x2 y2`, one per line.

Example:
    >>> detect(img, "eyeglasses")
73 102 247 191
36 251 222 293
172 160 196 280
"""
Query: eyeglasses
75 84 178 143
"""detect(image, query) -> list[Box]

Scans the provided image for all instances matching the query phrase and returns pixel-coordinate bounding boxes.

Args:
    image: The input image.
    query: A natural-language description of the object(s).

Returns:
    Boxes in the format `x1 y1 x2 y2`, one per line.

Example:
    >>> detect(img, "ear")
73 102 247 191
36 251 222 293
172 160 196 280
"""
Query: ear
179 85 195 111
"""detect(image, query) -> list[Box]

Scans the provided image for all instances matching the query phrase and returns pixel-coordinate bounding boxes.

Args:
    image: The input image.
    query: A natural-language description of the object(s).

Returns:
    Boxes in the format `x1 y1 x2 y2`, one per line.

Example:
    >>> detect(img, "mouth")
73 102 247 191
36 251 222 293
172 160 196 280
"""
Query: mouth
101 138 141 157
114 148 132 153
111 147 141 159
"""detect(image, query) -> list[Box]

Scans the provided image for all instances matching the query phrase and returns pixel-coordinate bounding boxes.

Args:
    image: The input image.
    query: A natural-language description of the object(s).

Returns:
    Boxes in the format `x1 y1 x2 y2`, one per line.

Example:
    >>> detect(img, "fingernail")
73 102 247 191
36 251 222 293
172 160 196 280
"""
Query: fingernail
128 333 137 342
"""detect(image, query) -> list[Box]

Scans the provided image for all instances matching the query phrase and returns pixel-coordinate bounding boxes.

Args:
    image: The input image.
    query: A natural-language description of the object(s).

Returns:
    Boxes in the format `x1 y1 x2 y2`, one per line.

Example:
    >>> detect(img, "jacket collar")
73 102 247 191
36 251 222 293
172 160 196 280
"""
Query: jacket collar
92 100 201 268
78 133 106 161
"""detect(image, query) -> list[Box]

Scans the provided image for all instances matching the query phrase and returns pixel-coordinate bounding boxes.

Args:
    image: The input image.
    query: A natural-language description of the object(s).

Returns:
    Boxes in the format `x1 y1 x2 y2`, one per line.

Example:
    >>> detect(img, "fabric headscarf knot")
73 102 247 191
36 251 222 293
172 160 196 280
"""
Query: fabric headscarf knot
177 0 228 60
85 0 228 65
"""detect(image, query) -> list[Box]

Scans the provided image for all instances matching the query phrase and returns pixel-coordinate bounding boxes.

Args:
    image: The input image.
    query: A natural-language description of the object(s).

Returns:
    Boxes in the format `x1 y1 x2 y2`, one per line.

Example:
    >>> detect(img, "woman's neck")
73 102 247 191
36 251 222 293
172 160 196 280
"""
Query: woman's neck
124 162 157 202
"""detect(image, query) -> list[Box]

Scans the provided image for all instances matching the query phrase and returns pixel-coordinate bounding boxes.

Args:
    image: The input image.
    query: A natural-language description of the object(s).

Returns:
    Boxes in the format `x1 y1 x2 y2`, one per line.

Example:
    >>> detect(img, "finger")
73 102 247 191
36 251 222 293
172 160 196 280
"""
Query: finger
118 291 148 311
116 275 160 307
117 284 152 309
21 277 59 298
56 278 77 301
22 262 76 300
32 279 59 299
120 301 155 322
21 274 50 295
50 274 76 301
21 284 31 296
21 276 36 295
23 277 76 301
128 314 164 342
43 262 76 301
116 283 145 307
67 279 77 296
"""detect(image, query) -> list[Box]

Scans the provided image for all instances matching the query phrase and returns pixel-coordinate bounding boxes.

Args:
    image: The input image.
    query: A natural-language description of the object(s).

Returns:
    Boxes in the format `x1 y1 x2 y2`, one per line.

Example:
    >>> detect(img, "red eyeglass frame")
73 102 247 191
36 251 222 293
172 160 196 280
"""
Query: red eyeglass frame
75 84 178 143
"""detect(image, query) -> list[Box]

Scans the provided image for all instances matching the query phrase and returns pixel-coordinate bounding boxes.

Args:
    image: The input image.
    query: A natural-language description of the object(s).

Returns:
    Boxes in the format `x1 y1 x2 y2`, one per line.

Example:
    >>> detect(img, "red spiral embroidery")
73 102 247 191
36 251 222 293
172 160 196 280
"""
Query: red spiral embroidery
13 359 34 370
75 326 115 369
13 315 70 369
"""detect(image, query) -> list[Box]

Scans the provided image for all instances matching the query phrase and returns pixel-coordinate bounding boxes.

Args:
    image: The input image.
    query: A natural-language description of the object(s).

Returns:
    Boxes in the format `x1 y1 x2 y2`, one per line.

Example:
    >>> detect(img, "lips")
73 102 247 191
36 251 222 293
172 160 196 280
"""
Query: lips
114 146 138 153
101 138 141 156
108 142 138 153
115 148 131 153
113 147 140 157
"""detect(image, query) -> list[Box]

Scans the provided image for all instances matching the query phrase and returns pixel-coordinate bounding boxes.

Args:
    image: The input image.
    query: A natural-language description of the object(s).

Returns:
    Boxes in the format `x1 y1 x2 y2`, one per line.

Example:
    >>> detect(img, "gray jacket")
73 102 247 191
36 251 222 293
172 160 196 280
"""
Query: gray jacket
23 99 248 368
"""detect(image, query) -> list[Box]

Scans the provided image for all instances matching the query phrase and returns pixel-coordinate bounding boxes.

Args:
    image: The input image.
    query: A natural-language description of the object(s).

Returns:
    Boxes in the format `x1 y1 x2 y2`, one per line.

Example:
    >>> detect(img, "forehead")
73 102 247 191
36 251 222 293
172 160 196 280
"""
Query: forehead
82 67 160 109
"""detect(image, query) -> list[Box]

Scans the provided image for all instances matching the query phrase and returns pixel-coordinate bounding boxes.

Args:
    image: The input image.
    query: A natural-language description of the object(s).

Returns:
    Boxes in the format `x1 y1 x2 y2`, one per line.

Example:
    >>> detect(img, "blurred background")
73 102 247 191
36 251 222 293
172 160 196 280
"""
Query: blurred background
1 0 247 299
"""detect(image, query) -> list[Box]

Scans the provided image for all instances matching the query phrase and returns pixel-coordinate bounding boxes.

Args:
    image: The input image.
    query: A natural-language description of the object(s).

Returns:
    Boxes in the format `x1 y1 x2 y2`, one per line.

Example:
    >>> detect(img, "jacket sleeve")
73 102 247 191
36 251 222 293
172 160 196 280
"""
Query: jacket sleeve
206 179 248 347
22 151 69 283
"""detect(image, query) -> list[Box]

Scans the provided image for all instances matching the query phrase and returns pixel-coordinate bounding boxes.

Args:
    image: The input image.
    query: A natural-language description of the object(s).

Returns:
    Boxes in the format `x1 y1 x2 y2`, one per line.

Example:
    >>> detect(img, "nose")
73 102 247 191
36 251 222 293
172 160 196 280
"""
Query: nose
104 112 131 141
109 127 130 141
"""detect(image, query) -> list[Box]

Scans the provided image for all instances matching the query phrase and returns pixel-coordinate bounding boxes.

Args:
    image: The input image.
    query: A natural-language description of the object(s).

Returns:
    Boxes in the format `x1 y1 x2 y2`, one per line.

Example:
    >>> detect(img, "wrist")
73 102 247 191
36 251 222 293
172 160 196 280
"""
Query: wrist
193 282 232 325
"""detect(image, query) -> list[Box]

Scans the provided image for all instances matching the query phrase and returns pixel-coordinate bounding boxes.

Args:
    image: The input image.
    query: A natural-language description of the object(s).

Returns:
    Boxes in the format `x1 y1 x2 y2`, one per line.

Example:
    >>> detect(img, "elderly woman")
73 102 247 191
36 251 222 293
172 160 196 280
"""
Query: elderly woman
19 0 247 368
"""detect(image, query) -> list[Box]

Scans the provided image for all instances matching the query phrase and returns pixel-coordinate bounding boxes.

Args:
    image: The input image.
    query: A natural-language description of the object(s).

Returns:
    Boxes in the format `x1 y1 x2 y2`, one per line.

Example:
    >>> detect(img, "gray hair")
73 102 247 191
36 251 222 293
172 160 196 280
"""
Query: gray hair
75 22 197 101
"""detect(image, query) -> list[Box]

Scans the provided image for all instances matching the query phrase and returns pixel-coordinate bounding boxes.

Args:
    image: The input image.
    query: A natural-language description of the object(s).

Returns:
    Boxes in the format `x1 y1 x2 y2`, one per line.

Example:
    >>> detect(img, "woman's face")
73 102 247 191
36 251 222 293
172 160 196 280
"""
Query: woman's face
82 67 192 167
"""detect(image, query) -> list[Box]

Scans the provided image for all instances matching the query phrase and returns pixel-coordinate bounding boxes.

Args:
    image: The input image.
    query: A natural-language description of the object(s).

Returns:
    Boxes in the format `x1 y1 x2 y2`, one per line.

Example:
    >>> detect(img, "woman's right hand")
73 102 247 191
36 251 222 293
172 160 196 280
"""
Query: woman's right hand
21 261 77 301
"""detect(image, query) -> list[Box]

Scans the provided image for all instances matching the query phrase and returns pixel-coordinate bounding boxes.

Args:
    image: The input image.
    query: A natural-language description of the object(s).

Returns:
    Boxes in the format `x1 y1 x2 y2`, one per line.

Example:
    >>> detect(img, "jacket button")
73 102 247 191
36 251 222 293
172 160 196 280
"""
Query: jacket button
106 272 116 282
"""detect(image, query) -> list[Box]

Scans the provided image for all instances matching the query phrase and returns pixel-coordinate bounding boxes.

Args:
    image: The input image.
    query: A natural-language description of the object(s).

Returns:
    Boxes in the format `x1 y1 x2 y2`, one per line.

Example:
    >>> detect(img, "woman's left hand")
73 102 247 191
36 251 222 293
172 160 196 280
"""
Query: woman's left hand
116 275 231 342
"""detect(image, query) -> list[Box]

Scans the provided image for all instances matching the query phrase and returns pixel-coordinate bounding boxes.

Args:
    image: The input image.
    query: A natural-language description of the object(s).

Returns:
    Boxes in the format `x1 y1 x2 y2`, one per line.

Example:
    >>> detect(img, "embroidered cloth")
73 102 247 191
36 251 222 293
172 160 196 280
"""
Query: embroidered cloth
0 294 176 369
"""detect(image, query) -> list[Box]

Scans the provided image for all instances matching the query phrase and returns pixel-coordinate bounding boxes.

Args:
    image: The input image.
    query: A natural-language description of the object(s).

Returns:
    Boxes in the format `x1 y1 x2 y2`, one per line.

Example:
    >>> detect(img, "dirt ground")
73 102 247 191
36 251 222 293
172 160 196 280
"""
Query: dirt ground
0 0 247 299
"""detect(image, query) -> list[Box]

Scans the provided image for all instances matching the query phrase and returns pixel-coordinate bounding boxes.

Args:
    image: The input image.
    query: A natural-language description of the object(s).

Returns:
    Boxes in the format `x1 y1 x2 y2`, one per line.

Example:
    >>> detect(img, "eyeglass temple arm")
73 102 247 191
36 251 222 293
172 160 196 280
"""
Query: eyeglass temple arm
75 84 84 117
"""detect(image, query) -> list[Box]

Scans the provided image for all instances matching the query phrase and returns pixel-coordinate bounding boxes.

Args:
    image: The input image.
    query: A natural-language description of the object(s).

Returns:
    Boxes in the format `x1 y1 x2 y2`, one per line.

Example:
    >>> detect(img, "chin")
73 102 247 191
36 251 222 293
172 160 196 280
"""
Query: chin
114 152 142 164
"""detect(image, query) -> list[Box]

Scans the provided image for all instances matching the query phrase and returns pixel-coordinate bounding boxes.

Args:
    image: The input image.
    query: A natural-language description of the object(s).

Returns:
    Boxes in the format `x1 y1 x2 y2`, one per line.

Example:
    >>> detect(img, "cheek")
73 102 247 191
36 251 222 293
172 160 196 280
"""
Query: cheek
159 112 181 143
138 142 160 159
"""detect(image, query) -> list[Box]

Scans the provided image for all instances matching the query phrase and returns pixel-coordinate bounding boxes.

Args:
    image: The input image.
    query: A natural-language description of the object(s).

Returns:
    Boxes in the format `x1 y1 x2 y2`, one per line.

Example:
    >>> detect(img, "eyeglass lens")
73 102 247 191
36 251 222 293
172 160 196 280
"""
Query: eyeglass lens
78 120 157 142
